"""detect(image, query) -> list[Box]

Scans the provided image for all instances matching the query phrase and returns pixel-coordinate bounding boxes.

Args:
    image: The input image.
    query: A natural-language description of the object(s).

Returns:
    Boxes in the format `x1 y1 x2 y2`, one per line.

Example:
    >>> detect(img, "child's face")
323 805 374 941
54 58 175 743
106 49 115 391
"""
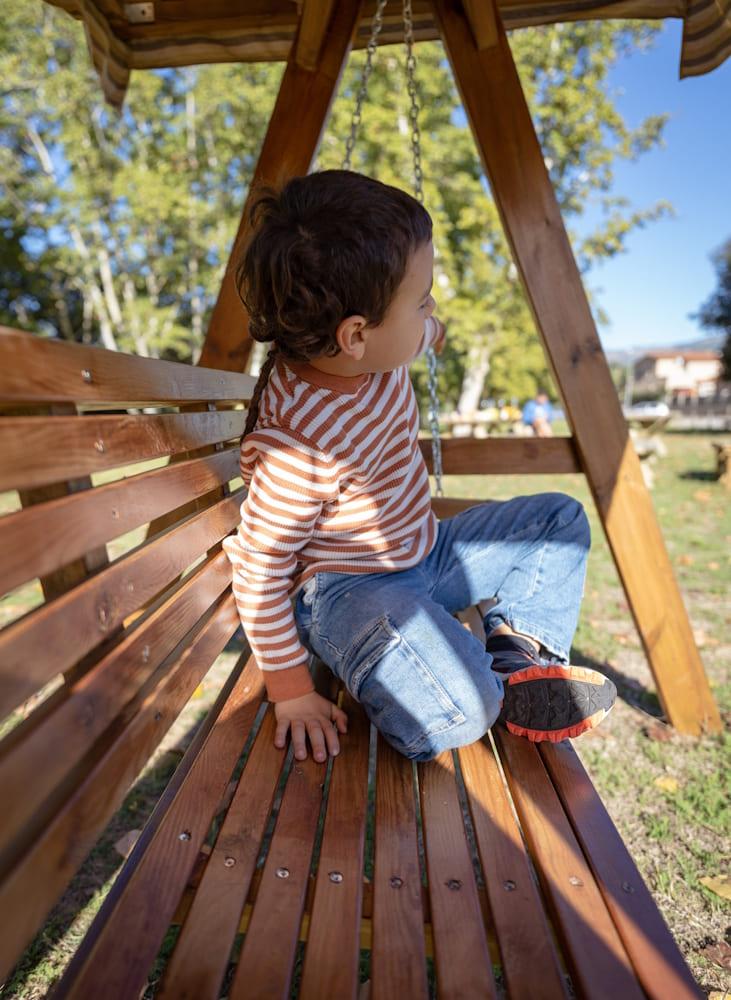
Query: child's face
364 240 436 371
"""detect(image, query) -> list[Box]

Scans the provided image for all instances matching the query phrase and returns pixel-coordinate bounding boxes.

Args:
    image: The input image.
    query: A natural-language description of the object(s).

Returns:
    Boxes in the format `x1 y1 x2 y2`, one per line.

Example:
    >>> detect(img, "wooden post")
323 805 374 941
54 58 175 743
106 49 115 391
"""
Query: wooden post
198 0 364 373
433 0 720 734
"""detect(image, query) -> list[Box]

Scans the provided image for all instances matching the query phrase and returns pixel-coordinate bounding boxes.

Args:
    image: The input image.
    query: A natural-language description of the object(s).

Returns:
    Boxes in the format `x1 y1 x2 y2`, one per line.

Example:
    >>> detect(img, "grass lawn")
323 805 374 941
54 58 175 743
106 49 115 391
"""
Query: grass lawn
1 430 729 997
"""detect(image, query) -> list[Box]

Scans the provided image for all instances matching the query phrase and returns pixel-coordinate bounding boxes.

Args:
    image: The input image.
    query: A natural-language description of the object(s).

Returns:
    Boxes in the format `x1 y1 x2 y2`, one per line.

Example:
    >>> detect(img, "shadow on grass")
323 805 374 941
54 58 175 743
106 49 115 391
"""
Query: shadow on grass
570 646 664 720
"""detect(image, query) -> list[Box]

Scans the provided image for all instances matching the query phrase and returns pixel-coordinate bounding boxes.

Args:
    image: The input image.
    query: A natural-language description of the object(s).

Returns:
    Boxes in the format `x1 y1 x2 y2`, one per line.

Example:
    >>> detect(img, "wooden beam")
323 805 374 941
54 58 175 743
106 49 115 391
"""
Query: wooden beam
418 435 581 474
198 0 363 372
432 0 720 734
296 0 339 70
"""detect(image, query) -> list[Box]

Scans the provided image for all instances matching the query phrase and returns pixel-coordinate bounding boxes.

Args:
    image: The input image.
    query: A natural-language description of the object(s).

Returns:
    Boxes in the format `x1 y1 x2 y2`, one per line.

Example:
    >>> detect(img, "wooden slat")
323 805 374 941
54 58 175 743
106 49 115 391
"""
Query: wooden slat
463 0 498 48
0 595 247 984
417 750 496 997
493 729 645 1000
53 652 265 1000
0 489 244 720
0 410 246 492
371 735 429 1000
198 0 363 372
0 327 254 404
433 0 720 735
418 435 581 475
228 751 328 996
458 736 568 998
157 708 288 1000
299 693 370 1000
540 741 702 1000
0 553 231 867
0 447 238 596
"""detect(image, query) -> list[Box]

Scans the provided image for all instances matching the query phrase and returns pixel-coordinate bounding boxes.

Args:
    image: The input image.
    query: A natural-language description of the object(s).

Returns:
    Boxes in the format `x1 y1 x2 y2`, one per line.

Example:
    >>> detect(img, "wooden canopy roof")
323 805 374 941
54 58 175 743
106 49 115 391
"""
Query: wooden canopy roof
46 0 731 109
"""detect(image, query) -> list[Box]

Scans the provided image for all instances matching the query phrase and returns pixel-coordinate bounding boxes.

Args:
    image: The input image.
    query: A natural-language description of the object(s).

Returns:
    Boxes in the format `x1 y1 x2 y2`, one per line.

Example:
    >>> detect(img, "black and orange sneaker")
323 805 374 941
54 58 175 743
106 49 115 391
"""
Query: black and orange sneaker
486 633 616 742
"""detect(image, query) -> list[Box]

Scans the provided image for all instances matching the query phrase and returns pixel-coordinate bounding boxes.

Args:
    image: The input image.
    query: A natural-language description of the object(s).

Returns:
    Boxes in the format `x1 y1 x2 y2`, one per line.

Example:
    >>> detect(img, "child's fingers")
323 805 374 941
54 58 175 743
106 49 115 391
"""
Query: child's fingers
323 721 340 758
291 719 308 760
333 707 348 733
274 718 290 749
306 720 327 763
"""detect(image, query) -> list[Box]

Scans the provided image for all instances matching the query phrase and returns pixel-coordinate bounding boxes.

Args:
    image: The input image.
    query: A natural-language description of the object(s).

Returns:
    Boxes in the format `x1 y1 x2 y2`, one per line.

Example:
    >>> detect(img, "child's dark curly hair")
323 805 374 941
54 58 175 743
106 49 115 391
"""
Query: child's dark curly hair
235 170 432 445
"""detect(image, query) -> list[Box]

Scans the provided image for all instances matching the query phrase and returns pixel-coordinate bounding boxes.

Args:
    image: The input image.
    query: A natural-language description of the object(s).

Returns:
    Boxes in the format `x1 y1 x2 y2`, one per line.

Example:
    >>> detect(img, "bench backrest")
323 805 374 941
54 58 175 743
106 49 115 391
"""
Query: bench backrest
0 326 255 976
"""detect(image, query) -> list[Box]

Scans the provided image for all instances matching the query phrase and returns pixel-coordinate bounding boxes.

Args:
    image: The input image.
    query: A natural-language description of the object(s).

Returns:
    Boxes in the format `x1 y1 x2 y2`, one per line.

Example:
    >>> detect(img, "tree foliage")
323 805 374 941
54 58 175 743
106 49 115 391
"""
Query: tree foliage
692 237 731 381
1 1 673 407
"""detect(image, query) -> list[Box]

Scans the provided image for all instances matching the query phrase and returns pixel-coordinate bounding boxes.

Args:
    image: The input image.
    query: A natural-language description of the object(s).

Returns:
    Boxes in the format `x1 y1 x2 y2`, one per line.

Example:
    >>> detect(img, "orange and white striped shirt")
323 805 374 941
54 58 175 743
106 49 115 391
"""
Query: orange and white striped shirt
222 317 445 702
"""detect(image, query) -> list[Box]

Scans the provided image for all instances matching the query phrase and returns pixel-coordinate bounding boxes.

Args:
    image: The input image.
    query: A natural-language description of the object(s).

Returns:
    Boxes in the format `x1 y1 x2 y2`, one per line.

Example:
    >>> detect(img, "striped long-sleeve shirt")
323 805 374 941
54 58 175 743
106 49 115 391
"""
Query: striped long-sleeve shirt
222 316 446 702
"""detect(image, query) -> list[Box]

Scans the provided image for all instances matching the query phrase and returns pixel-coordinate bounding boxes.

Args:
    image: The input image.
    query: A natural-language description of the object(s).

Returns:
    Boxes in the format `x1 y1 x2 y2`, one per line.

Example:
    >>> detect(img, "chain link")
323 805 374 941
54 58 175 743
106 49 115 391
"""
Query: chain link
342 0 388 171
403 0 444 496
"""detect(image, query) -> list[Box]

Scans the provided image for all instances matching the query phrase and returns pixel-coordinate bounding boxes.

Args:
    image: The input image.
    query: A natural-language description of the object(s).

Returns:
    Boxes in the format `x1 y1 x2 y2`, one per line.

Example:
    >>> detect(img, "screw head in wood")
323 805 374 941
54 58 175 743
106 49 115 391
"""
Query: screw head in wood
569 876 584 887
503 880 516 891
224 857 236 868
81 369 93 382
178 830 191 841
329 871 343 883
389 876 403 889
276 867 290 879
446 879 462 891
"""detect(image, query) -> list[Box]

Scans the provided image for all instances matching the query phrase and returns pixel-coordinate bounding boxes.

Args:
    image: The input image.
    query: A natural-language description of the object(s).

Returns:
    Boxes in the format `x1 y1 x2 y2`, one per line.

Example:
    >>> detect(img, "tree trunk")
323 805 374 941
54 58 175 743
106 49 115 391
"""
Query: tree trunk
454 342 490 436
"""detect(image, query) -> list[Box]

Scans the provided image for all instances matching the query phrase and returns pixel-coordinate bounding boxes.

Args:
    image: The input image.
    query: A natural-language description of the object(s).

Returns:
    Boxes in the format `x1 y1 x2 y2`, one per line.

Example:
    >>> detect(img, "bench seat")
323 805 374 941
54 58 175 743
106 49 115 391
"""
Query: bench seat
0 328 699 998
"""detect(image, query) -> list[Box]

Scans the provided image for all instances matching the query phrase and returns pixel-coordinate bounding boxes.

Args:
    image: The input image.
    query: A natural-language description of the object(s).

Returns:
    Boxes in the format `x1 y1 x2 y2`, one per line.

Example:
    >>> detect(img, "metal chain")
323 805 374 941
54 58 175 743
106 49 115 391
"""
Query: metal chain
342 0 388 171
403 0 444 496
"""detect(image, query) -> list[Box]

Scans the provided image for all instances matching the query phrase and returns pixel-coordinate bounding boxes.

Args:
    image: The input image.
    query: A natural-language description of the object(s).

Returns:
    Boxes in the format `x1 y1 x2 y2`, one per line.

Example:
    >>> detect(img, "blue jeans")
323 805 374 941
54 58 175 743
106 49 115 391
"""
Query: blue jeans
293 492 591 761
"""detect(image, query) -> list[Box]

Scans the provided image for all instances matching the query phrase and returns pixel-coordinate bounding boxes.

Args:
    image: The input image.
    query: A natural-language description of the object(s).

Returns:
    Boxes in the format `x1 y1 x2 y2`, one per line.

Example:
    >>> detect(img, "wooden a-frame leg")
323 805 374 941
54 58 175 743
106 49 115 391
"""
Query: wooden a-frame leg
433 0 720 734
198 0 364 373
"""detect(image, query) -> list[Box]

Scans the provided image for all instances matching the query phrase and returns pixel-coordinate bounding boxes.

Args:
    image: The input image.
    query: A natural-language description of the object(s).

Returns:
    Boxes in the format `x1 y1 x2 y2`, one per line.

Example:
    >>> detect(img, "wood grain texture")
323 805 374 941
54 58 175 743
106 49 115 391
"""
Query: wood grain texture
371 735 429 1000
198 0 363 372
299 693 370 1000
419 435 580 474
494 728 645 1000
295 0 338 69
0 599 248 985
0 554 230 866
157 709 288 1000
0 489 243 717
0 409 246 492
229 751 328 997
0 447 238 595
417 750 496 997
458 737 568 998
540 740 702 1000
0 326 254 404
433 0 719 735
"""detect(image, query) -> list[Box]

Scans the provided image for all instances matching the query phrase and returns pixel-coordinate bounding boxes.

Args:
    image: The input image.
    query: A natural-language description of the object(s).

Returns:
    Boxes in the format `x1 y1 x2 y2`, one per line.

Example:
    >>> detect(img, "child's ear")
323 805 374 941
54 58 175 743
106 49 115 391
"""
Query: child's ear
335 314 368 360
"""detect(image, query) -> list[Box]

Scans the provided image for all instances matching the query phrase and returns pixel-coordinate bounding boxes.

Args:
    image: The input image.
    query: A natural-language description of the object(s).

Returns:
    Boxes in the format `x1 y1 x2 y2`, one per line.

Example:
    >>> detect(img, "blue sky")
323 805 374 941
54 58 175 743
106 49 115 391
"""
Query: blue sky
570 20 730 352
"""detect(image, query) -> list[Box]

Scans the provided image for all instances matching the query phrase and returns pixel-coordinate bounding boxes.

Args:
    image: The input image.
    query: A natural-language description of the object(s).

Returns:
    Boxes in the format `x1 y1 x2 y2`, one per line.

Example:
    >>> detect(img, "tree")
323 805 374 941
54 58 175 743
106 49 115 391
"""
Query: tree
692 237 731 381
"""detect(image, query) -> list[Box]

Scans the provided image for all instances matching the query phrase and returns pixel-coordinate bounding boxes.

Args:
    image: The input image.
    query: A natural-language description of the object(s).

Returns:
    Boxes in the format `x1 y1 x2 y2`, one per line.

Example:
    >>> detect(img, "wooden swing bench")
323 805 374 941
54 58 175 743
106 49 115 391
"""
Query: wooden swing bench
0 327 701 999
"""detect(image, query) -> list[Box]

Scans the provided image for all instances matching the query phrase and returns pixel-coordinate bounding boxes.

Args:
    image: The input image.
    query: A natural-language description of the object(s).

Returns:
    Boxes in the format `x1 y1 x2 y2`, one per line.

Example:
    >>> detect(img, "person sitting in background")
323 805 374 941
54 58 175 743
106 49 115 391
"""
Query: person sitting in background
522 389 554 437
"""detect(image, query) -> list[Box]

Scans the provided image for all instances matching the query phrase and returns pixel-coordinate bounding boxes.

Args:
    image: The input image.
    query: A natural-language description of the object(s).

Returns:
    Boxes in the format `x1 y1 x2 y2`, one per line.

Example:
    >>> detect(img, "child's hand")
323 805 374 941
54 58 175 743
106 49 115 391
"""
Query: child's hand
273 691 348 762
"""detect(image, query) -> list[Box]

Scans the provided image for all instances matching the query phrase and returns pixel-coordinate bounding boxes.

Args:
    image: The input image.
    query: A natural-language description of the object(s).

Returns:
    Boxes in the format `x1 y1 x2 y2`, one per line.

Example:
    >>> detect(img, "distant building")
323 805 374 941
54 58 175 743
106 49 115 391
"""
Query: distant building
633 350 722 400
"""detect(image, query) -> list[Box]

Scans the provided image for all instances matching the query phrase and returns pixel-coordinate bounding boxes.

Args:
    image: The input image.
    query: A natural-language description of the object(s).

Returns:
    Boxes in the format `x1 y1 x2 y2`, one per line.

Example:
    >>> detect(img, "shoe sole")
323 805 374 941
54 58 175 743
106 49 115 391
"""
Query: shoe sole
500 664 617 743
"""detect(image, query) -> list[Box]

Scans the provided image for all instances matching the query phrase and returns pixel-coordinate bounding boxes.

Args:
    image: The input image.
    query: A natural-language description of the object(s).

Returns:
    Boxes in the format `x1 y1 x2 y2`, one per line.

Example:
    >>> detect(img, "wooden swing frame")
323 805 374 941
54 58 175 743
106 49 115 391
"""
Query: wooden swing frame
0 0 720 994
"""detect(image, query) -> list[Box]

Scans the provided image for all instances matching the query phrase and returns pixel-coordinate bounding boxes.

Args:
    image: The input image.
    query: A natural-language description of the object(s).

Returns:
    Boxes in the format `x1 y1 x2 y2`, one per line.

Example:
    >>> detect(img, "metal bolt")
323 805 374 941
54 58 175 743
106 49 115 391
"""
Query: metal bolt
94 439 105 453
569 876 584 887
276 867 290 879
178 830 191 841
111 508 120 519
154 711 162 721
446 879 462 891
329 871 343 883
622 881 635 894
390 876 403 889
503 880 516 891
224 857 236 868
81 369 92 383
142 645 150 663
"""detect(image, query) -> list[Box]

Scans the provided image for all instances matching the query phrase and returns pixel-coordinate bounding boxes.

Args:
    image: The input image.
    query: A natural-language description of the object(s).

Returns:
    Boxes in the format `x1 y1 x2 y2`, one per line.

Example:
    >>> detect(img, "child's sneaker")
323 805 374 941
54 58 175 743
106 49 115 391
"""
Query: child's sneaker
486 633 616 742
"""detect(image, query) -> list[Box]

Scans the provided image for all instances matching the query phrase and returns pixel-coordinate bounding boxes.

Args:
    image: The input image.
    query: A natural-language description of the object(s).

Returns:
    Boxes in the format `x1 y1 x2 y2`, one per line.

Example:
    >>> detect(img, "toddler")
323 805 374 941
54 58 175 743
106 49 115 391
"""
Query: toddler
222 170 616 764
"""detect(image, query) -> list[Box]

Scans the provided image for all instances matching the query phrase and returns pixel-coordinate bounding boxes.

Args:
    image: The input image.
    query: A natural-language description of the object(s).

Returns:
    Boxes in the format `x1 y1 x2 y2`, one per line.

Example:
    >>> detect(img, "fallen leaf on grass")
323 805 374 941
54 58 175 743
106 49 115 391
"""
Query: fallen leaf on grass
642 721 673 742
699 942 731 971
653 775 680 793
192 683 205 699
708 992 731 1000
677 554 695 566
699 874 731 902
693 489 712 503
114 829 142 859
708 561 720 571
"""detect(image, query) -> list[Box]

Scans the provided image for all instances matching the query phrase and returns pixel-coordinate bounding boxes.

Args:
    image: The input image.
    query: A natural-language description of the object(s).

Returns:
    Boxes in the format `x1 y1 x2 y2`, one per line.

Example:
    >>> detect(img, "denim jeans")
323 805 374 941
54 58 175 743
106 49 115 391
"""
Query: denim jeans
293 492 591 761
